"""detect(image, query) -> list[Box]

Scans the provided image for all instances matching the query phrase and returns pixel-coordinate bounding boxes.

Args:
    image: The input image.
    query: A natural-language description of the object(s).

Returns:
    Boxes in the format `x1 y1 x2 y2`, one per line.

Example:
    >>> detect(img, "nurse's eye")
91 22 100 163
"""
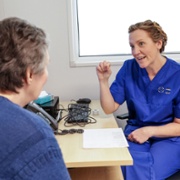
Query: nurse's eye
130 44 134 49
139 42 145 46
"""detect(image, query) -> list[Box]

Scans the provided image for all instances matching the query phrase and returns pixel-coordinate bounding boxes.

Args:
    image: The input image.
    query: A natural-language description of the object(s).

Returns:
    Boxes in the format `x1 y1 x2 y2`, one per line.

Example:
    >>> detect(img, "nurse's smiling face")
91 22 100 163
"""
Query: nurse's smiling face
129 29 162 69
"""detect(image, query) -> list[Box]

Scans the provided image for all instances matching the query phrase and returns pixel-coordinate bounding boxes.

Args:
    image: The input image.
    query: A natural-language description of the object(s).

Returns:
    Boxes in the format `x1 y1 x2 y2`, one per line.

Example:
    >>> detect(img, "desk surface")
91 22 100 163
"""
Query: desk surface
55 100 133 168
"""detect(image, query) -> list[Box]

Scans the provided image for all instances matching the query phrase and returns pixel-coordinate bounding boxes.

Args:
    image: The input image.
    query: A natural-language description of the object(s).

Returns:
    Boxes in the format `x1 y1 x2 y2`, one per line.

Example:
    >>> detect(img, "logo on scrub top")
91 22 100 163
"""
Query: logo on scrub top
158 87 171 94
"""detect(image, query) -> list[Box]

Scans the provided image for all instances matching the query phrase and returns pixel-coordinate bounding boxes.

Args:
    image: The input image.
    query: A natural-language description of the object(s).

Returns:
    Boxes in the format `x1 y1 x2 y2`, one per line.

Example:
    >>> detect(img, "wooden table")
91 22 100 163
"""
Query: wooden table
55 100 133 180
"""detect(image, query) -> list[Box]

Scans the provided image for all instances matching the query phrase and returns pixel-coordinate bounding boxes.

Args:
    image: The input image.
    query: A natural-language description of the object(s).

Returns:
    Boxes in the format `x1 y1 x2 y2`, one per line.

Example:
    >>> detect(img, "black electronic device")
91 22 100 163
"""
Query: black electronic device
63 102 97 127
25 101 58 130
67 103 90 123
39 96 59 118
76 98 91 104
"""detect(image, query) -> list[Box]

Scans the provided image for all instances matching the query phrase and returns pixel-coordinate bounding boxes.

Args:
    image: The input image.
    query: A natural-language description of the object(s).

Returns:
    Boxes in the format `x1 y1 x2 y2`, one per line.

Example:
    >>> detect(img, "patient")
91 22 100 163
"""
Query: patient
0 17 70 179
96 20 180 180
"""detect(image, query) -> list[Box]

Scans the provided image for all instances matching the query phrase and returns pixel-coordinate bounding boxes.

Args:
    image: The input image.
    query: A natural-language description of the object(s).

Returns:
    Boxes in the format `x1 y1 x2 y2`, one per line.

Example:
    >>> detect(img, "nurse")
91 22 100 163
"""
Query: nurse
96 20 180 180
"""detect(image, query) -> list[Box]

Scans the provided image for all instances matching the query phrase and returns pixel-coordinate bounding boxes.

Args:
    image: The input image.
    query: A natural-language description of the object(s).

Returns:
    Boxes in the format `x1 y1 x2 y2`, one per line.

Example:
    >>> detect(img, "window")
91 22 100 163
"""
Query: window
67 0 180 67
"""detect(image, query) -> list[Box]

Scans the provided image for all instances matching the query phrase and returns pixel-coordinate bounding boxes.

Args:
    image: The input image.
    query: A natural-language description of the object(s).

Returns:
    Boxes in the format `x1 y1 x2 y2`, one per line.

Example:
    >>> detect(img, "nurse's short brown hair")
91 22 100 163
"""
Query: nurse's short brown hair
128 20 167 53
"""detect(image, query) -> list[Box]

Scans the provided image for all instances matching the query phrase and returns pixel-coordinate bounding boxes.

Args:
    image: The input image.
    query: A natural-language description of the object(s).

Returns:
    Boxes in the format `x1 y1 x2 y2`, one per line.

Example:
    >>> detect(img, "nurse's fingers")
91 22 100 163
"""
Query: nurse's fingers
97 61 111 72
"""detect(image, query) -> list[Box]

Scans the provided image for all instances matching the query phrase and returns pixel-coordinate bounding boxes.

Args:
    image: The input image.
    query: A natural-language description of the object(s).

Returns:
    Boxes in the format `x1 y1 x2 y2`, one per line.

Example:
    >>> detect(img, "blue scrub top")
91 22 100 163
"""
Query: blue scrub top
110 58 180 127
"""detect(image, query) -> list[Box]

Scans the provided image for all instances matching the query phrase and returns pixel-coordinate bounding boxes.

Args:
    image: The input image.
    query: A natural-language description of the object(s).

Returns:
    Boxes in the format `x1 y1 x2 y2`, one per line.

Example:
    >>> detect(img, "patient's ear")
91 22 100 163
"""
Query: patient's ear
25 68 33 85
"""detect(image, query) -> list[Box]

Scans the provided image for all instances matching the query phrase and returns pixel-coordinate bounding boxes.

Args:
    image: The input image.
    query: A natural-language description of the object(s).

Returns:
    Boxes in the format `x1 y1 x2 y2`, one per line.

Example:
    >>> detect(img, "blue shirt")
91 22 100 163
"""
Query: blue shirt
0 96 71 180
110 58 180 127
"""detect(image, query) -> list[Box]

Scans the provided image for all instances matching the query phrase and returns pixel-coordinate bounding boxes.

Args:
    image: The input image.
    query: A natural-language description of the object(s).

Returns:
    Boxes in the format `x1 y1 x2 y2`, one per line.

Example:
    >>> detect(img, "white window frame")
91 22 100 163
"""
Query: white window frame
67 0 180 67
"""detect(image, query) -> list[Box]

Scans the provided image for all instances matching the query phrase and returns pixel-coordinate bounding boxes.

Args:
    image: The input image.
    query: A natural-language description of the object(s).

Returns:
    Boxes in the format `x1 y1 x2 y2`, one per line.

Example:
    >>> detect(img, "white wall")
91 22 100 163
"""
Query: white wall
0 0 128 126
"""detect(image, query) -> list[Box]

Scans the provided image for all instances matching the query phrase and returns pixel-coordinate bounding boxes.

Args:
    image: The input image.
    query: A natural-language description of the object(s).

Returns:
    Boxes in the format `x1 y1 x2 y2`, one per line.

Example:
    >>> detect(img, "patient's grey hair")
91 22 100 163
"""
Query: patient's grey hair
0 17 48 93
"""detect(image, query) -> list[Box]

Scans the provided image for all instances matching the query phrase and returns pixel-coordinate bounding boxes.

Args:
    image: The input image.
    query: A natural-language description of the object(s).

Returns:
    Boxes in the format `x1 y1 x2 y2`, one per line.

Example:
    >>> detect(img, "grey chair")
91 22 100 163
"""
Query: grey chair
117 113 180 180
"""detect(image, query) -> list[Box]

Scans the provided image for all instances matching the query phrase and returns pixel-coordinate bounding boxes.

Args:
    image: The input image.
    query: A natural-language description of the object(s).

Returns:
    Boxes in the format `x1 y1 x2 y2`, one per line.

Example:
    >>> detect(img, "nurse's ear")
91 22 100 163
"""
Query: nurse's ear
156 39 163 51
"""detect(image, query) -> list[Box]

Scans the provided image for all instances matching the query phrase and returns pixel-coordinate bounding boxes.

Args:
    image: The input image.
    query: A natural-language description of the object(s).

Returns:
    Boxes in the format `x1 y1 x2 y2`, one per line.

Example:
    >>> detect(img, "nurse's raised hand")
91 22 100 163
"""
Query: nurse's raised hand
96 61 112 81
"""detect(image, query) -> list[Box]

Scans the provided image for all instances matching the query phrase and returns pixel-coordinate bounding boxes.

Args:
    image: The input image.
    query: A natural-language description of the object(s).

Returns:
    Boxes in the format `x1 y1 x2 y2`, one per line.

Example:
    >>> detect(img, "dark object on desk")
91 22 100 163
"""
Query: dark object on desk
63 103 97 127
25 101 58 130
39 96 59 119
67 103 90 123
54 128 84 135
76 98 91 104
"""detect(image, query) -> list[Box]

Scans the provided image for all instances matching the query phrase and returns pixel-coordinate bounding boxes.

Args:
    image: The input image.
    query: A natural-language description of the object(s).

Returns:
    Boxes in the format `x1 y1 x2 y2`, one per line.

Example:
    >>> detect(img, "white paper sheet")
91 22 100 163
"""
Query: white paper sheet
83 128 129 148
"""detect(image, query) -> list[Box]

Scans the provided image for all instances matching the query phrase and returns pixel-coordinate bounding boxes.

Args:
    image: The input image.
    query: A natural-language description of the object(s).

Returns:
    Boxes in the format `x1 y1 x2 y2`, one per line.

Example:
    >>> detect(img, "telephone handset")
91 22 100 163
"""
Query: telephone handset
25 101 58 130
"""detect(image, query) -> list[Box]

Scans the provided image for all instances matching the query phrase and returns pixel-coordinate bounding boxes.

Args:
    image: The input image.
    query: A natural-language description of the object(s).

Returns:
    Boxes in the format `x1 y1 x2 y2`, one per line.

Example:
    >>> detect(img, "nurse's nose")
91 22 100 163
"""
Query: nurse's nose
132 46 140 56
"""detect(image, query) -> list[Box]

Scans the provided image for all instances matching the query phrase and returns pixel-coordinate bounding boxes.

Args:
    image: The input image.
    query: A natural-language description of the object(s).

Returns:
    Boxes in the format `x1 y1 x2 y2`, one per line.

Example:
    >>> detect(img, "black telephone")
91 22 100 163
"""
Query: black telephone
25 101 58 130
